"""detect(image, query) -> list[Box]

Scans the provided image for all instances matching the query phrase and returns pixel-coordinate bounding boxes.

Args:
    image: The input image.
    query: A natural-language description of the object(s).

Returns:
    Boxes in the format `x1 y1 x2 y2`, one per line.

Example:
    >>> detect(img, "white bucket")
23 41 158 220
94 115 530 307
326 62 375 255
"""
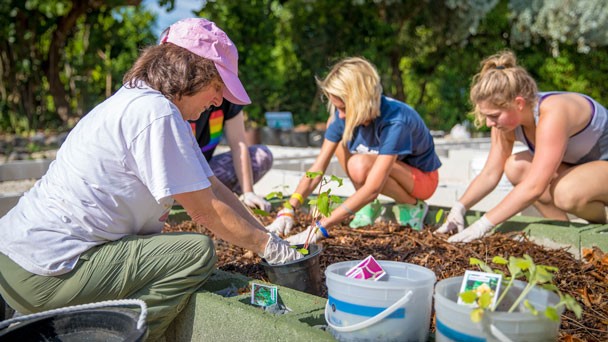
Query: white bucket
434 276 563 342
324 260 436 342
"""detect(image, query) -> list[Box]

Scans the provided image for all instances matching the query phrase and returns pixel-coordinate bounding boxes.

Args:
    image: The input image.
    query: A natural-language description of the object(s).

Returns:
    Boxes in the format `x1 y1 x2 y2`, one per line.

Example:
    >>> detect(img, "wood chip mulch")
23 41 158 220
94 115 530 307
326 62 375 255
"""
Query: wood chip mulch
164 213 608 342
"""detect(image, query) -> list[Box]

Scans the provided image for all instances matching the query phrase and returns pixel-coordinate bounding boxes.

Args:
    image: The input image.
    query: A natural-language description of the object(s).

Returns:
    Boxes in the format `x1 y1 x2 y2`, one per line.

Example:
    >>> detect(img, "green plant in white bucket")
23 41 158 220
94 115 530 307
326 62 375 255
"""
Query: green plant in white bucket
459 255 582 323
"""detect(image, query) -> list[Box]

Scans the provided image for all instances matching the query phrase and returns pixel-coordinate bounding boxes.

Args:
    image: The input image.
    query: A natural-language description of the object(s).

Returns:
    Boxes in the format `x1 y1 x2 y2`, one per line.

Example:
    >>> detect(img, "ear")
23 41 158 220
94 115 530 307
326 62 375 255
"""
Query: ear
514 96 526 111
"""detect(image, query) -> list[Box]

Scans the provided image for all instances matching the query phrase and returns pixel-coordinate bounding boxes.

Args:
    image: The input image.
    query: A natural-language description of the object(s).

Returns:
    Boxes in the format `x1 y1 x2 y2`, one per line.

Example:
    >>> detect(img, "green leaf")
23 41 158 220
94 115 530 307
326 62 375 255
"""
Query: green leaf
535 266 555 284
544 306 559 321
252 208 269 216
507 257 523 277
265 191 284 200
296 248 309 255
329 174 344 187
435 209 444 224
305 171 323 179
316 193 330 217
478 292 493 309
459 291 477 304
470 308 484 323
563 294 583 319
470 257 493 273
492 256 508 265
329 195 344 205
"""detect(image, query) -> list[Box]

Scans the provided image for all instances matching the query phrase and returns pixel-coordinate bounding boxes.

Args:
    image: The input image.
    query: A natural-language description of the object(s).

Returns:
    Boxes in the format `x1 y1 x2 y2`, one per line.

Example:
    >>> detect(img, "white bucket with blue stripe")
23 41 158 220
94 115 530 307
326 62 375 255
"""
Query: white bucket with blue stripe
434 276 563 342
324 260 436 342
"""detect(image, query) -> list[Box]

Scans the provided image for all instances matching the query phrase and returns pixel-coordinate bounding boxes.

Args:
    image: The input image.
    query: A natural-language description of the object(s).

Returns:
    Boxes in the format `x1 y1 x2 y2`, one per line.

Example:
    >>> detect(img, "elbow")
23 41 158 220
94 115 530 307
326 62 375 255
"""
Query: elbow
517 181 547 201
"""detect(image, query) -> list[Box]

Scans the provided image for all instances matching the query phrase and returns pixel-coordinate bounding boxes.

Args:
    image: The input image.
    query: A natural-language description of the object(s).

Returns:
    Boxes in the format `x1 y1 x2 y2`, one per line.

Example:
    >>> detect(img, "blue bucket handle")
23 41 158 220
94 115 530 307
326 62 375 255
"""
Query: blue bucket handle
324 290 413 333
0 299 147 331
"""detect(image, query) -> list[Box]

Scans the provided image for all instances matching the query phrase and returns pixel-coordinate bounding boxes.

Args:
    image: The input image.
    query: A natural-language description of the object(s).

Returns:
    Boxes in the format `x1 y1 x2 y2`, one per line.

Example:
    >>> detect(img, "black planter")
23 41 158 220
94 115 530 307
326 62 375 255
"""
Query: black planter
260 244 323 296
308 130 325 147
0 308 147 341
260 127 281 146
291 131 309 147
278 129 292 146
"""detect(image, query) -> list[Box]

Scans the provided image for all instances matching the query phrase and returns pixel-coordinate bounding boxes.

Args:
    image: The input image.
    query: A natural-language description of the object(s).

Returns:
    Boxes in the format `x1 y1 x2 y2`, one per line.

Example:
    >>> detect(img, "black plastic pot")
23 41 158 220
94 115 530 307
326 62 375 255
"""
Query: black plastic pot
308 130 325 147
291 131 309 147
260 244 323 296
260 127 281 146
0 307 147 341
278 129 293 146
0 295 6 321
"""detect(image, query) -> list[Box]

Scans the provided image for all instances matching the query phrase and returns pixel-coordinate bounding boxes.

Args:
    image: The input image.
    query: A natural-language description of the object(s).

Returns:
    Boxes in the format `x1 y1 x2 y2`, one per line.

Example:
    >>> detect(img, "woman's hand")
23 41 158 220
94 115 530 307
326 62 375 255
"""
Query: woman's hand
447 215 495 243
435 202 466 234
259 232 304 264
265 207 295 235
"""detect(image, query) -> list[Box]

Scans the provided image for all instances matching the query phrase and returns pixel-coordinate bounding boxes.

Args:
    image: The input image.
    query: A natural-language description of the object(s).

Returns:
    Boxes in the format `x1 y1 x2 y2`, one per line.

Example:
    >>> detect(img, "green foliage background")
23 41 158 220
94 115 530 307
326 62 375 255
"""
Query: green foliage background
2 0 608 134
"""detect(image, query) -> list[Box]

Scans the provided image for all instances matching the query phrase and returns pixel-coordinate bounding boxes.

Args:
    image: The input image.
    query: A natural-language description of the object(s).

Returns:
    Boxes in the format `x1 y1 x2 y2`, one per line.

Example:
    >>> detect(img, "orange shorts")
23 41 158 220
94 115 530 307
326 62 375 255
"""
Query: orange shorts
406 166 439 200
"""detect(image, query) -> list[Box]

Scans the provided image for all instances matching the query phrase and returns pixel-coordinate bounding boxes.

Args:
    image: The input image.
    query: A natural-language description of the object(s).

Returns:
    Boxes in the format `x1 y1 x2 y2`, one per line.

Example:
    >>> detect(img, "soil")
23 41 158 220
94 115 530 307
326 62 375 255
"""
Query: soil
164 213 608 342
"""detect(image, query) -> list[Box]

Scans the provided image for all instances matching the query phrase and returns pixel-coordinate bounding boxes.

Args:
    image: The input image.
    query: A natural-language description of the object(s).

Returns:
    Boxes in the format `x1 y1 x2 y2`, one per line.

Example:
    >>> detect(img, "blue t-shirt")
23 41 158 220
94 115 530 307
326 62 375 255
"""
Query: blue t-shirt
325 96 441 172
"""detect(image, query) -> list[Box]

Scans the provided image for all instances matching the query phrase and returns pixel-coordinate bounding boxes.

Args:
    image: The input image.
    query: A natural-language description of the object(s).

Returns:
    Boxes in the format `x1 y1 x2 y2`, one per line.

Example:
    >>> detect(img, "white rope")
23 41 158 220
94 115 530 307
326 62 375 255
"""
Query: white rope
0 299 147 331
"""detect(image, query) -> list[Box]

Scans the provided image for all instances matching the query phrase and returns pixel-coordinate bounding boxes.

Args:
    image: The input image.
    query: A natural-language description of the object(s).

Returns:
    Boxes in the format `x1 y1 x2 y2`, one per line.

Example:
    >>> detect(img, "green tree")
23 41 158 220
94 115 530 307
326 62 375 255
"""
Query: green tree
0 0 160 133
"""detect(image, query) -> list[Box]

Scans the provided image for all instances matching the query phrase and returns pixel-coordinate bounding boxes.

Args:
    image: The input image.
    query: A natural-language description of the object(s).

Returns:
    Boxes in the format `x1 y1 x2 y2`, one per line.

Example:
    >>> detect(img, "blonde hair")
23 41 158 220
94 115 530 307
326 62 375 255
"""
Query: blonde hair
317 57 382 144
469 50 538 127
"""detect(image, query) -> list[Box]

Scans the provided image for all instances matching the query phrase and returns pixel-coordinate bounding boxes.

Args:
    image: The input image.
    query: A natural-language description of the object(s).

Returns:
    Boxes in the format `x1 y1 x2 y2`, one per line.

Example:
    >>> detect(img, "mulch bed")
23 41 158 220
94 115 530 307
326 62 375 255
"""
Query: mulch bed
164 213 608 342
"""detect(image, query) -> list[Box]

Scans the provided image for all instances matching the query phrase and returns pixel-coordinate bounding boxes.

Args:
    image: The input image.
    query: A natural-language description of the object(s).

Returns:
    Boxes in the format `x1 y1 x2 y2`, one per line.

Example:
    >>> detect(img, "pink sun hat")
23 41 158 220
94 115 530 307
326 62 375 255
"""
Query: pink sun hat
160 18 251 105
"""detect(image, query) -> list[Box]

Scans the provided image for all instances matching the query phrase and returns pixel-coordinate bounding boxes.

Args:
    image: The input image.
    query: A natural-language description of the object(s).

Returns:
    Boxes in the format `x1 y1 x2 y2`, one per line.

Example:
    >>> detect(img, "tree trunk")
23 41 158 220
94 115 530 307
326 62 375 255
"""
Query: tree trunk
45 0 142 124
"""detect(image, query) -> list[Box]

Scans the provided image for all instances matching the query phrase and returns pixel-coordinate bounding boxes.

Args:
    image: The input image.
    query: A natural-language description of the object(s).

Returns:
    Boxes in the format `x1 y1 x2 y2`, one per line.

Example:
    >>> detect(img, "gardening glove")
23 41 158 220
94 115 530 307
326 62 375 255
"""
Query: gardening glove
241 191 272 212
259 232 303 265
447 215 495 243
286 222 327 245
435 201 467 234
265 207 295 235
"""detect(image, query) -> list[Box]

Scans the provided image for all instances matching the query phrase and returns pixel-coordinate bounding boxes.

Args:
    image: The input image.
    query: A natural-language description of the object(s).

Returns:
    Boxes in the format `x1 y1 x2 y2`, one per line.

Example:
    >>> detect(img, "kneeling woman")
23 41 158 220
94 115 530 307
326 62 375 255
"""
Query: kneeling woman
266 57 441 244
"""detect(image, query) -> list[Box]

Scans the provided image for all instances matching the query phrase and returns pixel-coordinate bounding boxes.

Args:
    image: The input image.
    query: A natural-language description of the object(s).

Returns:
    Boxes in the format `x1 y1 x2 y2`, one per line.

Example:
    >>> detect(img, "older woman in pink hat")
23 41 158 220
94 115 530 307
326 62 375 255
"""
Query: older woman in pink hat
0 18 301 340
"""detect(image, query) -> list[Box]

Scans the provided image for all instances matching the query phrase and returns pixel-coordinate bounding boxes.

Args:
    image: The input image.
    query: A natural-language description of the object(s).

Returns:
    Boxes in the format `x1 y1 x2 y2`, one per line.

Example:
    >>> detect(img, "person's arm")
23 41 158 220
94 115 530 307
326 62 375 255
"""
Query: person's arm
223 111 254 193
208 175 268 230
458 127 515 210
484 104 571 225
173 184 268 253
174 180 302 264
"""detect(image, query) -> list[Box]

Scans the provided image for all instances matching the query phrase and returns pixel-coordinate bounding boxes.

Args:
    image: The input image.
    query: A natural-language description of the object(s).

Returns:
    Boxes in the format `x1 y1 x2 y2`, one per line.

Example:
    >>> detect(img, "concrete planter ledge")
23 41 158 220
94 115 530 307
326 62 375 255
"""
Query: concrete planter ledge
163 270 333 341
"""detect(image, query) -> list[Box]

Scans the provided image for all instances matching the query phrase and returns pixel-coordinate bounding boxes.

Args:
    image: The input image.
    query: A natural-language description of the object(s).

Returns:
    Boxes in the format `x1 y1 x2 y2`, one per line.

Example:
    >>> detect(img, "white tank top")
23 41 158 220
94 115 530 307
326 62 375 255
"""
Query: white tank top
515 91 608 164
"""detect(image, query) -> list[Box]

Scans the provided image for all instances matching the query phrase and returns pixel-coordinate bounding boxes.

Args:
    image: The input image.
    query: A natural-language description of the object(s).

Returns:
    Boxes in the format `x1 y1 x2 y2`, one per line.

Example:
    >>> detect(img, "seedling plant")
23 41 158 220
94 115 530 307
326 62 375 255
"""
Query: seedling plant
302 171 344 249
262 173 343 255
459 254 582 323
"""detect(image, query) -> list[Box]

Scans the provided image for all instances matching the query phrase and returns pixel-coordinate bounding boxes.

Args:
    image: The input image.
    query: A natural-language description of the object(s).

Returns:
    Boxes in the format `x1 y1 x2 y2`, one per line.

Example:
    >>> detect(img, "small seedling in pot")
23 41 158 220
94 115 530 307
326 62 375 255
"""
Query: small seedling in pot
301 171 344 251
459 254 582 323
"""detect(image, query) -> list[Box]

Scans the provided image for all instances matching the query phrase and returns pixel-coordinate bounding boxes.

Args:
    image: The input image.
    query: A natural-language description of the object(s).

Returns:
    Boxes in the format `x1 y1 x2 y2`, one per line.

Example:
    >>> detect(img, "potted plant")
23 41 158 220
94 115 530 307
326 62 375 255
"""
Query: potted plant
434 255 582 341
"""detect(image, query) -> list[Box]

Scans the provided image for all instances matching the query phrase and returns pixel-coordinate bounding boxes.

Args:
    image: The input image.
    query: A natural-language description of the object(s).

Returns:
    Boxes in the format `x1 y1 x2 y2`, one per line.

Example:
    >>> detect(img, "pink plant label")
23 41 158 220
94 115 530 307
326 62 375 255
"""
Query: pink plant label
345 255 386 281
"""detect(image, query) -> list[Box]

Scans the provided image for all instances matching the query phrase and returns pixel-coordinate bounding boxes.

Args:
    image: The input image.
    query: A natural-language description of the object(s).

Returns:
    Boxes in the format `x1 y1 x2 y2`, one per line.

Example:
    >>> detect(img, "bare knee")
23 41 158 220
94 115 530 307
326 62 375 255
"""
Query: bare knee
504 152 532 185
347 156 372 187
552 186 587 212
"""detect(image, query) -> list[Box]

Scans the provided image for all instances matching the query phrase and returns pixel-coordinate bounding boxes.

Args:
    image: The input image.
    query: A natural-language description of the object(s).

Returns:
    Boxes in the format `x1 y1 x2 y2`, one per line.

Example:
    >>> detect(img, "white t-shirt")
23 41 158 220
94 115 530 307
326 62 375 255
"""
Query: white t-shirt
0 83 214 276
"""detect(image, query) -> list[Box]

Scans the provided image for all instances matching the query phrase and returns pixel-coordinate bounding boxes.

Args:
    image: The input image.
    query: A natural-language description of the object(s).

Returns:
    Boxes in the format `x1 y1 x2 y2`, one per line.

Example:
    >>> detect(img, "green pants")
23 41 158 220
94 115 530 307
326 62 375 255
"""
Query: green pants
0 233 217 341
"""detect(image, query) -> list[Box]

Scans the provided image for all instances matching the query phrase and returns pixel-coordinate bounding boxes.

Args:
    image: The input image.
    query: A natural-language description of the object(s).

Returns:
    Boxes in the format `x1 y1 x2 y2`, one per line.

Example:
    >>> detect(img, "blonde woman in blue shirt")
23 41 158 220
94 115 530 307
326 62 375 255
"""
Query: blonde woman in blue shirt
266 57 442 243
